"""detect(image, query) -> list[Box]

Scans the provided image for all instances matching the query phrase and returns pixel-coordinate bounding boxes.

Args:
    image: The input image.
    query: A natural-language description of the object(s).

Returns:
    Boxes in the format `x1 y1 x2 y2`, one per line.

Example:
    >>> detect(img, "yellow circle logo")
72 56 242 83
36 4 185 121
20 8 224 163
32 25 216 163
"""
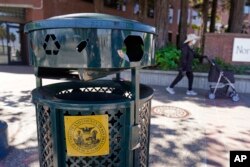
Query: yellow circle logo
64 115 109 156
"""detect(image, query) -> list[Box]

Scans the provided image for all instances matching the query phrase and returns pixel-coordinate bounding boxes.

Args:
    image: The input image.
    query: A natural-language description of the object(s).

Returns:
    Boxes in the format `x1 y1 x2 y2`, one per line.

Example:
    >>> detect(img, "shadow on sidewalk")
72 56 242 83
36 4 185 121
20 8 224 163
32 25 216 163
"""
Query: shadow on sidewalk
0 146 38 167
0 90 32 108
152 86 250 108
149 116 250 167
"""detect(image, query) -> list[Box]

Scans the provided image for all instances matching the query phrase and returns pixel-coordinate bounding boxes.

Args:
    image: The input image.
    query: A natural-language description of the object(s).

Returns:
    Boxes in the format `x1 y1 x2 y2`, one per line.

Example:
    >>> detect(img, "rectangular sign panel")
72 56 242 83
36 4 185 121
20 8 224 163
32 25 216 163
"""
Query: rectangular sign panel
232 38 250 62
64 115 109 156
230 151 250 167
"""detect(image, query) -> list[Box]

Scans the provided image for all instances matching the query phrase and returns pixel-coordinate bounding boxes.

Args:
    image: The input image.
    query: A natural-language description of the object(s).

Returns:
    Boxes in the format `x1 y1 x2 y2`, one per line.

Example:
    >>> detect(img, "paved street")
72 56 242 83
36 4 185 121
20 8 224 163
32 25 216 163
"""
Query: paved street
0 65 250 167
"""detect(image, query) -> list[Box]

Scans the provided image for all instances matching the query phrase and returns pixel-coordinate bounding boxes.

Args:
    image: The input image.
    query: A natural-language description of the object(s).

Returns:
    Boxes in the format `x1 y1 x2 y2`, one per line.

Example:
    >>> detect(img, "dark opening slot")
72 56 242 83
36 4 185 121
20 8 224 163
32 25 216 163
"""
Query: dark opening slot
76 40 88 52
124 35 144 62
37 67 80 80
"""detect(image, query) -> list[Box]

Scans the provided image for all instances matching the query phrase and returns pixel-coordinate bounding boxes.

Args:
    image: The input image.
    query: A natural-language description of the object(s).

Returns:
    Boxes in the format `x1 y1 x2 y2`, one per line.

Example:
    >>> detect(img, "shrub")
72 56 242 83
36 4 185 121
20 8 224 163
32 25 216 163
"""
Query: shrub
214 57 250 74
155 45 250 75
155 45 181 70
155 45 203 71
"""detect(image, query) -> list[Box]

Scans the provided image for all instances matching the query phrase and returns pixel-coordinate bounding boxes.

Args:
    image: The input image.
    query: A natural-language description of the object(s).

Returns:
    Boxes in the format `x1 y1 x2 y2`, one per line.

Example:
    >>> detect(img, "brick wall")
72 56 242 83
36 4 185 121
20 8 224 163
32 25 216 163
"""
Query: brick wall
42 0 95 19
204 33 250 64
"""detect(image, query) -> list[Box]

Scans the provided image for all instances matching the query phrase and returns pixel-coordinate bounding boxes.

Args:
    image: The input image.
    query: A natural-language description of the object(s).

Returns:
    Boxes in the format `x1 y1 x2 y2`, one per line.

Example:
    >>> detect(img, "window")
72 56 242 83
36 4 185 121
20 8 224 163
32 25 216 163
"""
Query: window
104 0 117 8
191 10 201 27
0 7 25 20
169 5 174 24
244 5 250 14
147 0 154 18
133 2 139 15
104 0 127 11
168 32 172 42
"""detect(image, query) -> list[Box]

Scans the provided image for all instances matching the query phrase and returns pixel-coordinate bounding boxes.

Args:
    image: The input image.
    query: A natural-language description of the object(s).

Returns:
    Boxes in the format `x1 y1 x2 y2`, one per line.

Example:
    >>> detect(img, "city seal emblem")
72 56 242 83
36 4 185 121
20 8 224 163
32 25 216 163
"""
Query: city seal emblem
64 115 109 156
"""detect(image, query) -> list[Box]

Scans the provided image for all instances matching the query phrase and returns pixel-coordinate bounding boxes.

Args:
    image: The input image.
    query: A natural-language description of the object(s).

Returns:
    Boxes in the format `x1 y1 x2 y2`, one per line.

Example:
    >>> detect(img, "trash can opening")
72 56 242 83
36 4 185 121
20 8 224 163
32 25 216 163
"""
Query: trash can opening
124 35 144 62
55 86 132 101
76 39 89 53
33 81 153 103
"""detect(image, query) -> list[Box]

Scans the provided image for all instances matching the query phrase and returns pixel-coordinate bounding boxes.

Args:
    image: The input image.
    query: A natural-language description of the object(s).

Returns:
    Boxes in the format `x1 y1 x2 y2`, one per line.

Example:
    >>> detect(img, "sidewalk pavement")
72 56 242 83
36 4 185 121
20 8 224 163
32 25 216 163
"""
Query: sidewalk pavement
0 65 250 167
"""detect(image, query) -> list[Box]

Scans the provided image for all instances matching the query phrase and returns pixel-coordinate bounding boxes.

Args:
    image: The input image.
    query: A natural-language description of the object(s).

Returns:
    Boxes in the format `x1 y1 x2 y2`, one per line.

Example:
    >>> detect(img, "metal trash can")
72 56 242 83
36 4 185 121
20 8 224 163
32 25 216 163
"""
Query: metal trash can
25 13 155 167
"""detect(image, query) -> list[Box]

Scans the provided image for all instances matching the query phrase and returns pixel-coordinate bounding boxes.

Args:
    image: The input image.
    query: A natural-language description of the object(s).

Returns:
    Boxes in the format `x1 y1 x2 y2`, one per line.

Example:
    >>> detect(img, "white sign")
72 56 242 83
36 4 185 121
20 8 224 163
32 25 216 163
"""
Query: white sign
232 38 250 62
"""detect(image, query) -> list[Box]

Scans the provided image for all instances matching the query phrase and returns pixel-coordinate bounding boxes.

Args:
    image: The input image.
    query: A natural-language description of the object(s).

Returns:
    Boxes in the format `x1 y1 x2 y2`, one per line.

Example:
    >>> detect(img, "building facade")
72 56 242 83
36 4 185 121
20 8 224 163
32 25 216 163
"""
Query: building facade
2 0 246 65
0 0 201 65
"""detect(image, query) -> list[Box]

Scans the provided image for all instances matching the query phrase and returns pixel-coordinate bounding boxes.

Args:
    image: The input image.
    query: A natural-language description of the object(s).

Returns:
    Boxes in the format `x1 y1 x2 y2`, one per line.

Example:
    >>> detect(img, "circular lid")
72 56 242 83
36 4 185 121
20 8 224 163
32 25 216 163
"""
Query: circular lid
25 13 155 34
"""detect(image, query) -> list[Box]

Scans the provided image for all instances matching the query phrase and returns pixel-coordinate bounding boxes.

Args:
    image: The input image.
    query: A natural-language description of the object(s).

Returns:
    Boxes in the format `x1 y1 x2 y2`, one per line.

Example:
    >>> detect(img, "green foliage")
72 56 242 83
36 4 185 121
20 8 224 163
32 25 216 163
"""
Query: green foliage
193 47 202 55
214 57 250 74
191 24 201 30
192 59 210 72
155 46 250 75
156 45 203 71
156 45 181 70
190 47 210 72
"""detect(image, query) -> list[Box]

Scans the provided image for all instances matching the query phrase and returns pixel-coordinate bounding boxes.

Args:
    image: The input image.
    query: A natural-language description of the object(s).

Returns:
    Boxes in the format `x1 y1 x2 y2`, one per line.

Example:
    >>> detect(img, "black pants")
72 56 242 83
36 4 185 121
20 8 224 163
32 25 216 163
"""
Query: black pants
169 71 194 91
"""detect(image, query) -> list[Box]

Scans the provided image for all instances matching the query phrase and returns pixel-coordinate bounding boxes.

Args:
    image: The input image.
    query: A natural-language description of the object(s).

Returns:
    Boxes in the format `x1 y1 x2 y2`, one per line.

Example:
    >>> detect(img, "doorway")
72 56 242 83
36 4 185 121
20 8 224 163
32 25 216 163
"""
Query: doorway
7 24 22 64
0 23 22 65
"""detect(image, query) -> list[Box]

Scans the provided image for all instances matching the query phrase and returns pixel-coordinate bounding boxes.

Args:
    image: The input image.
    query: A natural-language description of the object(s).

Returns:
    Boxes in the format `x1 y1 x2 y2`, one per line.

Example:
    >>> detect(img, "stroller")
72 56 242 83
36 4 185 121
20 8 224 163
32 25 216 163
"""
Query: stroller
205 57 240 102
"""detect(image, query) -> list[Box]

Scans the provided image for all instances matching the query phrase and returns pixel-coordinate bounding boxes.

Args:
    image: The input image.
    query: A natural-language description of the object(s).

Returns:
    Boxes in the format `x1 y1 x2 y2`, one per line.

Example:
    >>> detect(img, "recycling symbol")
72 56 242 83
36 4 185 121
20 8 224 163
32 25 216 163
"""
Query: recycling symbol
43 34 61 55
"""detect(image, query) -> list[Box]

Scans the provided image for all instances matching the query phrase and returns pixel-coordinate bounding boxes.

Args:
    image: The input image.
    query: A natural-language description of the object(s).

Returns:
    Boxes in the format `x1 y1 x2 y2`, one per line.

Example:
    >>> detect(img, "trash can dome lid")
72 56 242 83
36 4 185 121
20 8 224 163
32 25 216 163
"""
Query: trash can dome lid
25 13 155 34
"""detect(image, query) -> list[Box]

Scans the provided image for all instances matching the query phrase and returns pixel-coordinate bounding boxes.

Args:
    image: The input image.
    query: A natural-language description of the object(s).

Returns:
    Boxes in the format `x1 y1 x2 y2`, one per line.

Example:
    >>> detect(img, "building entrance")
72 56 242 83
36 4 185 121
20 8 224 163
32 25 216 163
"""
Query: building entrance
0 23 21 65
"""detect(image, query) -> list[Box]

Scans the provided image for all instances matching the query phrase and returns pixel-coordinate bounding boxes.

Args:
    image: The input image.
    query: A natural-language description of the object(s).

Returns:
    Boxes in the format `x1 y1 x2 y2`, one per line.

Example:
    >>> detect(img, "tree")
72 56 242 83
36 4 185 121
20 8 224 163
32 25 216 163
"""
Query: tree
138 0 148 21
228 0 245 33
155 0 169 49
0 25 6 54
201 0 209 54
220 0 230 10
178 0 189 48
93 0 103 12
192 0 209 53
209 0 218 32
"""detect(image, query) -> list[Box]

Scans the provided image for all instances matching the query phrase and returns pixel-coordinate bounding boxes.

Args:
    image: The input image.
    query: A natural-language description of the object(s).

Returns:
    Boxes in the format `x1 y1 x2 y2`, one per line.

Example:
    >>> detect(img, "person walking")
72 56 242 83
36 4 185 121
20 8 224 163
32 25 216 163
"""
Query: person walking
166 33 201 96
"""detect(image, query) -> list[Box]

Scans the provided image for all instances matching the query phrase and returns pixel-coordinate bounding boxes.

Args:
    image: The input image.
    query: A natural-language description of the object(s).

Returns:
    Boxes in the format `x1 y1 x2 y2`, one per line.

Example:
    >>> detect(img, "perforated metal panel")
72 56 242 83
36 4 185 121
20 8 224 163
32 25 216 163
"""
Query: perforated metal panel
36 105 54 167
33 81 153 167
138 101 151 167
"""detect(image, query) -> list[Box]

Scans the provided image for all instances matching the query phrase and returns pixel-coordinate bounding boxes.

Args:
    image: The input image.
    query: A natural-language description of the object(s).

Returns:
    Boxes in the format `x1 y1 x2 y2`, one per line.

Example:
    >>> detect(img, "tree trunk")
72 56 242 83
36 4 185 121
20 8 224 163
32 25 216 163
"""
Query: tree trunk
228 0 245 33
94 0 103 12
138 0 147 21
201 0 209 54
178 0 188 48
209 0 218 32
155 0 169 49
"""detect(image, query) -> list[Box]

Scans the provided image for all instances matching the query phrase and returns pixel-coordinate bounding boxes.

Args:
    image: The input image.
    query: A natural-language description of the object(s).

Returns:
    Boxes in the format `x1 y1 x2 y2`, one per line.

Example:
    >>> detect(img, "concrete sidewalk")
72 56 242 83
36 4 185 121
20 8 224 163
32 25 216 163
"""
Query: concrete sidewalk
0 65 250 167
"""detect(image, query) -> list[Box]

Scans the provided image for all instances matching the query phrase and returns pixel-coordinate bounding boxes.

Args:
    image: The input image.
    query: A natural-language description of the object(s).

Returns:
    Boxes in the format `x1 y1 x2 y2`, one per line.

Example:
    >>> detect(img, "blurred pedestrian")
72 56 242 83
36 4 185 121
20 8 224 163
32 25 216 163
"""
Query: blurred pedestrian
166 34 201 96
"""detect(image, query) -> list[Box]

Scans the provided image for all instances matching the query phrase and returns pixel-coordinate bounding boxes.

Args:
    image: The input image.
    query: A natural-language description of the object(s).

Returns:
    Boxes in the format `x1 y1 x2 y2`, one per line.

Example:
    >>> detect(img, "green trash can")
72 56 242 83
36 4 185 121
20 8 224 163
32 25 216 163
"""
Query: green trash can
32 80 153 167
25 13 155 167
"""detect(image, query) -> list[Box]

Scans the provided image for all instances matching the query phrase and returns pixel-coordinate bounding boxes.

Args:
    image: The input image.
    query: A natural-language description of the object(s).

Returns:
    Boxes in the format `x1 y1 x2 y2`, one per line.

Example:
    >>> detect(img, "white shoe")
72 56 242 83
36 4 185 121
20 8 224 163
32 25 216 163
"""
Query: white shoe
186 90 197 96
166 87 175 94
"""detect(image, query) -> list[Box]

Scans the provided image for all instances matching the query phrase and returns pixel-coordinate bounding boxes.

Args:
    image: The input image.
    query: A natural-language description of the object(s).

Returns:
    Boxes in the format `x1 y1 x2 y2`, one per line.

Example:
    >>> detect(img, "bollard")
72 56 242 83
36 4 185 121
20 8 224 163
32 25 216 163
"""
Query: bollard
0 120 9 158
